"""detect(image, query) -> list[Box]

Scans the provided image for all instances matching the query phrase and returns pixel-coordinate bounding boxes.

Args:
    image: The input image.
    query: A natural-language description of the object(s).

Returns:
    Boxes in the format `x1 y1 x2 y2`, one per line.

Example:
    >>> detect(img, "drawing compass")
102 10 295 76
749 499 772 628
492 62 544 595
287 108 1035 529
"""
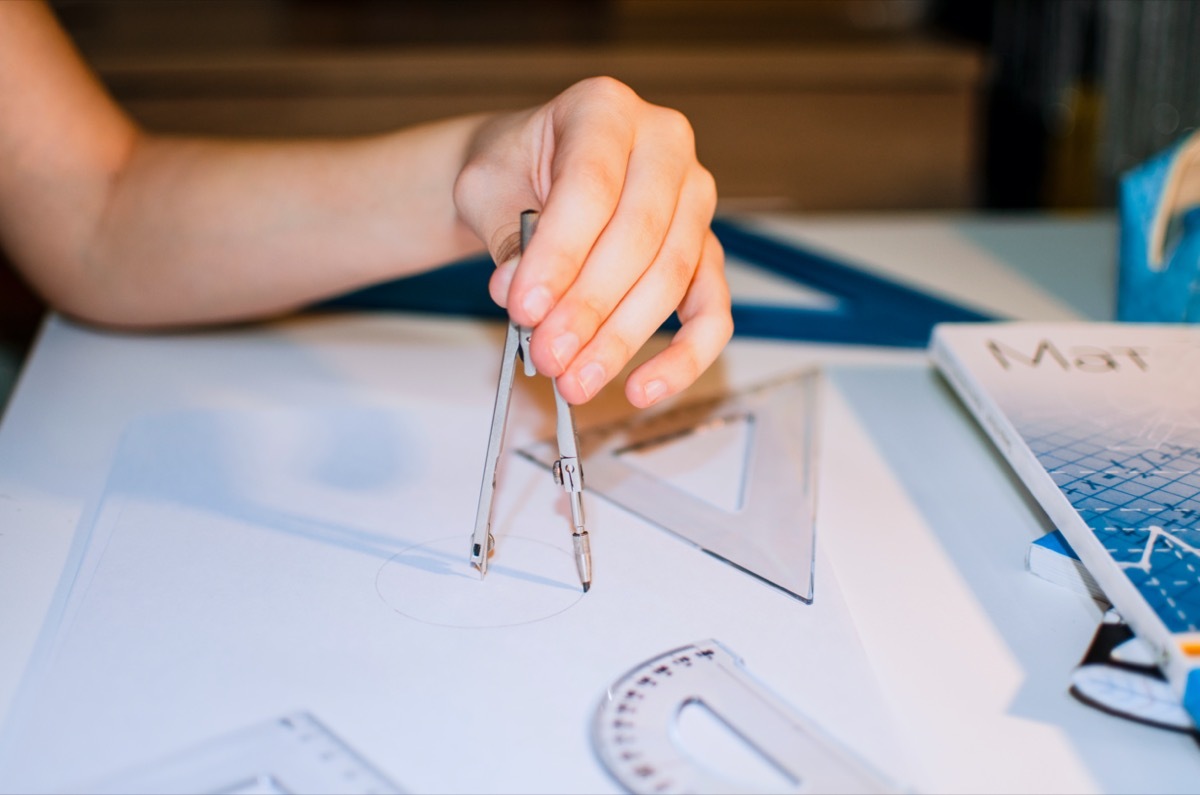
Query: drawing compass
470 210 592 591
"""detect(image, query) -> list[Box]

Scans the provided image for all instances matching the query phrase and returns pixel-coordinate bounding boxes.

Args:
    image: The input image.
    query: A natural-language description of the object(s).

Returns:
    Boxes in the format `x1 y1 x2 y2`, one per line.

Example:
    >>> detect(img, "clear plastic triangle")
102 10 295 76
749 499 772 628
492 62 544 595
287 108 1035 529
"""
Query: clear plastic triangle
519 370 820 602
613 411 755 513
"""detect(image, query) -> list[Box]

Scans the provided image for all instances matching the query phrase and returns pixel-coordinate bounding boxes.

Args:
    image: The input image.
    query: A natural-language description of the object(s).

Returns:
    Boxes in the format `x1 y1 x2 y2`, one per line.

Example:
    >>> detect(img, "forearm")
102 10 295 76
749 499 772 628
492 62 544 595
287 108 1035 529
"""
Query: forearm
51 119 490 328
0 1 492 328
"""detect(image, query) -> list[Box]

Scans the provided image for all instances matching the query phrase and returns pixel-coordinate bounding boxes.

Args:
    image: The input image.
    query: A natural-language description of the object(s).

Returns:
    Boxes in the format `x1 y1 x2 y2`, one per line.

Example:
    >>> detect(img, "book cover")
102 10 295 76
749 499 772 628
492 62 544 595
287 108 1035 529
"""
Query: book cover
930 322 1200 725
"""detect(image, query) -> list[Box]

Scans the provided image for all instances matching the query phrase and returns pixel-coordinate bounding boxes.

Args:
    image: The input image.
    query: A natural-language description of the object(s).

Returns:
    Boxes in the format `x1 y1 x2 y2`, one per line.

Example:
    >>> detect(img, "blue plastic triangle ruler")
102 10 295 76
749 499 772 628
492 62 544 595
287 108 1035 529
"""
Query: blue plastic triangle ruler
320 218 992 348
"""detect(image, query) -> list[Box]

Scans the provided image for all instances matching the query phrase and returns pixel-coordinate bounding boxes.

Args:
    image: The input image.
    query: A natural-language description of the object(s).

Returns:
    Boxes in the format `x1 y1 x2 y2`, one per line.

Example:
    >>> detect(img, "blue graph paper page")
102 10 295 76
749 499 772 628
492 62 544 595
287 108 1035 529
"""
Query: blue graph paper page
1024 412 1200 631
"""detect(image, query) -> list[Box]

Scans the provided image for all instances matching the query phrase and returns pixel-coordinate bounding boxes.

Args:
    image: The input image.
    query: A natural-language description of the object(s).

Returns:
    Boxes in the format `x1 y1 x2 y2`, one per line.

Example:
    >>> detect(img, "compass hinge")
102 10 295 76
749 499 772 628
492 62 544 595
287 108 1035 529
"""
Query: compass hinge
553 456 584 492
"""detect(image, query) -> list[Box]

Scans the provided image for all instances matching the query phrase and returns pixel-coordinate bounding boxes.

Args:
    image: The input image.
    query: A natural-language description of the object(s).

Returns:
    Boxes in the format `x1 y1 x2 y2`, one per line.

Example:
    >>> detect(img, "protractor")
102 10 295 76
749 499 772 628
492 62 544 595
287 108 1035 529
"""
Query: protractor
593 640 899 795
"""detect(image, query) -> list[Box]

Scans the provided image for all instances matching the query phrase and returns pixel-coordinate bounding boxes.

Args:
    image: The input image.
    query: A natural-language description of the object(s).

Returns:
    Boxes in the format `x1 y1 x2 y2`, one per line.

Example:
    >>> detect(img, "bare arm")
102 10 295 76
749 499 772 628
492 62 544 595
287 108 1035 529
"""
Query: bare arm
0 1 731 407
0 1 484 326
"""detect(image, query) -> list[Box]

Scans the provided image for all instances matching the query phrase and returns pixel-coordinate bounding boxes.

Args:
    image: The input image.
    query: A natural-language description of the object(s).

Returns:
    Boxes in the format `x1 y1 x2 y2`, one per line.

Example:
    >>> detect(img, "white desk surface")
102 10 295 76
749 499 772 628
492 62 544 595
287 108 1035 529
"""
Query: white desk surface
1 212 1197 794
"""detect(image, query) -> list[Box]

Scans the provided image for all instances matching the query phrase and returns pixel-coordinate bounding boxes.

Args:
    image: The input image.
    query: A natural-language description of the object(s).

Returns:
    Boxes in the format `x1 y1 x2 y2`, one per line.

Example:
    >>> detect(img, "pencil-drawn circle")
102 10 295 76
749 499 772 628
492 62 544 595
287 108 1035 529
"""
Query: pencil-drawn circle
375 535 585 628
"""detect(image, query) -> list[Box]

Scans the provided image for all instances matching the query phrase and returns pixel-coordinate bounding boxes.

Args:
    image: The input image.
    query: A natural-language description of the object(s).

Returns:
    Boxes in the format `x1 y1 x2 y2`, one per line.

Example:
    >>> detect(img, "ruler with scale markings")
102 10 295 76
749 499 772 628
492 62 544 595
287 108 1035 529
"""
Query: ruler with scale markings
89 712 404 795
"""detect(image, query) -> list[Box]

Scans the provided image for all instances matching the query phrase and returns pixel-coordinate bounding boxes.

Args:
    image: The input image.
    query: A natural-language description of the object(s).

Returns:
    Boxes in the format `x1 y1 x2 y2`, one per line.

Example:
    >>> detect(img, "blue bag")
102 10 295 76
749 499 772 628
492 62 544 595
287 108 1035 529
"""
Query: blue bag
1118 130 1200 322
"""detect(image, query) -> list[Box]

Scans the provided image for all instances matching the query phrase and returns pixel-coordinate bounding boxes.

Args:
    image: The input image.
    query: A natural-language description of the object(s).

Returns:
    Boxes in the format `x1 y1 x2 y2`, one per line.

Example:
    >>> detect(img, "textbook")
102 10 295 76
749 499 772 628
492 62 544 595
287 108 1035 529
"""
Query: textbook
930 322 1200 726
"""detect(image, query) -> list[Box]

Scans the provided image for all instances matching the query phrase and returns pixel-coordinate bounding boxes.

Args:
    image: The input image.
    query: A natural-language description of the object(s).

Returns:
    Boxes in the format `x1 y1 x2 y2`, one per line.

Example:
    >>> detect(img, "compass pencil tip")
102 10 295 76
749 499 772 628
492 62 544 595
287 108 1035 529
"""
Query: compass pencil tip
582 581 591 593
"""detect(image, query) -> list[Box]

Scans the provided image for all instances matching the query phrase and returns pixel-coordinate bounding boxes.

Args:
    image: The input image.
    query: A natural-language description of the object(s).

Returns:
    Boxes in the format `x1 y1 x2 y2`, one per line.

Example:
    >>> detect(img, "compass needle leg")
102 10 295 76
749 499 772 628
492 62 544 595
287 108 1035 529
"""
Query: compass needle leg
470 321 522 578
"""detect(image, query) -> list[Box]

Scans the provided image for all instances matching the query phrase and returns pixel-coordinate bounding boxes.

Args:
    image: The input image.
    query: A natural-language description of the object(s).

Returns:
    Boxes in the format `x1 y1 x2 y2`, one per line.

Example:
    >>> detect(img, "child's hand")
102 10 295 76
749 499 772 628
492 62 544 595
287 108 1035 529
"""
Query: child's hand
454 77 731 407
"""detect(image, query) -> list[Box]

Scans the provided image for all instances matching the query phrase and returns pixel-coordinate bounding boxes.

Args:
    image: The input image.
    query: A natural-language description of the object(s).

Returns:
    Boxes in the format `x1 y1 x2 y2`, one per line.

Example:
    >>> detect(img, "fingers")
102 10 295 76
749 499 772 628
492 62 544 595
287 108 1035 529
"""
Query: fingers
488 255 517 308
547 162 714 402
624 231 732 407
523 107 698 378
554 225 730 407
504 78 639 329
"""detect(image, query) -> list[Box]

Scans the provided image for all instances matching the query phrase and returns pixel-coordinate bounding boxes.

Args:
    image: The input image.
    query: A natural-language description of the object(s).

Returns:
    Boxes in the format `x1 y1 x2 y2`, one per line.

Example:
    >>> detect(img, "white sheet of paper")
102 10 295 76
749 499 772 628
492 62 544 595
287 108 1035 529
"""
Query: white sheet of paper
0 399 905 794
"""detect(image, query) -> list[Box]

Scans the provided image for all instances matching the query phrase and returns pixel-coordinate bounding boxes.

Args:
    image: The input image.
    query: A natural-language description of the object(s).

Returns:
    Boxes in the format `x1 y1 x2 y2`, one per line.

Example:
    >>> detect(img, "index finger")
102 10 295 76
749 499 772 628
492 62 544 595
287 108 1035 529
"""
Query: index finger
504 79 640 328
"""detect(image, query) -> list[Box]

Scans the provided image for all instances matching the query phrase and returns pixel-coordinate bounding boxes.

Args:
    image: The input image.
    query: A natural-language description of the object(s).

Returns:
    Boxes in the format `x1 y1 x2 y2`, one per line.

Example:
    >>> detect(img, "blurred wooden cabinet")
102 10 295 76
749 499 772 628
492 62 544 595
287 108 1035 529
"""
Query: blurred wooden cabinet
92 42 983 210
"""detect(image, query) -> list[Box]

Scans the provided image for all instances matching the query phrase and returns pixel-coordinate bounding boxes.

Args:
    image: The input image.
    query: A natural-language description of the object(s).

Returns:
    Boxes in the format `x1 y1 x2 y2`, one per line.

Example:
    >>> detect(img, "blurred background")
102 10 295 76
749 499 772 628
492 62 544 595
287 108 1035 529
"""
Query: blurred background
2 0 1199 402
